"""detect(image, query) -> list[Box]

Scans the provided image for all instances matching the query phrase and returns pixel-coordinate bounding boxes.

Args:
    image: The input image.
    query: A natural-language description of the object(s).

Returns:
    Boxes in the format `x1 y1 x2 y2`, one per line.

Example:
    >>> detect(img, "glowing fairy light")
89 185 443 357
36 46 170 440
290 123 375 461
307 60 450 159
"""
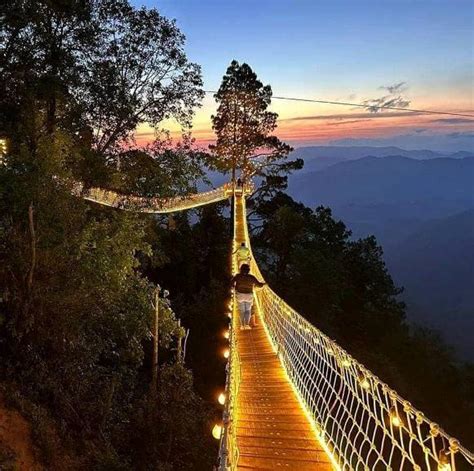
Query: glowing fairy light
438 449 452 471
391 415 402 428
212 423 222 440
358 373 370 390
82 178 473 470
0 138 6 165
77 183 230 214
390 406 402 427
218 392 226 405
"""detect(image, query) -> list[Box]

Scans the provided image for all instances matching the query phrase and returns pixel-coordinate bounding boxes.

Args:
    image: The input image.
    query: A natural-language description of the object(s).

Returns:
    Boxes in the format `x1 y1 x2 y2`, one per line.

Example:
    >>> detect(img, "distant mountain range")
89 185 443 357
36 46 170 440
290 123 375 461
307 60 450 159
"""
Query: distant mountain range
291 145 474 173
286 146 474 361
288 154 474 244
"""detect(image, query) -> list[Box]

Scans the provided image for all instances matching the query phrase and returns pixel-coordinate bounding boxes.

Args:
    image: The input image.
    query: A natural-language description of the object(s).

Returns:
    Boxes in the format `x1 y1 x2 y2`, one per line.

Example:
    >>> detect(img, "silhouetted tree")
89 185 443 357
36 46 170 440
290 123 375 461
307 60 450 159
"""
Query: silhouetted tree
1 0 203 164
84 2 203 157
210 60 298 186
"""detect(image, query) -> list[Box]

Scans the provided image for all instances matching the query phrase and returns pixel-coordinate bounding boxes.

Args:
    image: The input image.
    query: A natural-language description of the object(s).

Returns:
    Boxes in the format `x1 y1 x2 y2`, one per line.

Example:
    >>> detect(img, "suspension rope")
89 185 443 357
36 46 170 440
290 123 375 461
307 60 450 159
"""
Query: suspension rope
204 90 474 118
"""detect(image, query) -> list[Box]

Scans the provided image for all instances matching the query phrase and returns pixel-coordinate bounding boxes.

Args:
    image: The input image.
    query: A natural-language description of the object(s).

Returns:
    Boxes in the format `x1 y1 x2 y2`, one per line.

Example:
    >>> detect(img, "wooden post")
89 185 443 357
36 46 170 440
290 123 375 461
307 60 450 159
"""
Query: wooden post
182 329 190 364
151 286 160 397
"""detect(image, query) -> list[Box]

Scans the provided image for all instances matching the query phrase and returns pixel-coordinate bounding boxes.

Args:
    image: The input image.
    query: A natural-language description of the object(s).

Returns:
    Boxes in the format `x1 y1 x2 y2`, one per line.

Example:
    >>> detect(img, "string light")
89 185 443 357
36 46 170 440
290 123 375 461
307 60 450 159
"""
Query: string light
79 183 230 214
218 392 226 405
80 178 473 469
212 423 223 440
358 373 370 390
390 406 402 428
0 139 6 164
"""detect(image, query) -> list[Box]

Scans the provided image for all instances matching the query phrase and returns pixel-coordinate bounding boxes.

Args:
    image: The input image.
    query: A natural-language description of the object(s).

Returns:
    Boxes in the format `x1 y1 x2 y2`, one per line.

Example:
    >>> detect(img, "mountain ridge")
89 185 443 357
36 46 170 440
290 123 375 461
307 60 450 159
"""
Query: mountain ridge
290 146 474 173
289 155 474 208
285 153 474 360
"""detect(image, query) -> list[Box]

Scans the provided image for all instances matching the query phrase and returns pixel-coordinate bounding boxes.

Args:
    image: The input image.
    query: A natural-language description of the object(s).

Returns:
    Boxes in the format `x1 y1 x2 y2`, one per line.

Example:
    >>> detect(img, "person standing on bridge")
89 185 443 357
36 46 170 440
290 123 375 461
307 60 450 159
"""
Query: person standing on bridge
235 242 251 268
231 264 265 330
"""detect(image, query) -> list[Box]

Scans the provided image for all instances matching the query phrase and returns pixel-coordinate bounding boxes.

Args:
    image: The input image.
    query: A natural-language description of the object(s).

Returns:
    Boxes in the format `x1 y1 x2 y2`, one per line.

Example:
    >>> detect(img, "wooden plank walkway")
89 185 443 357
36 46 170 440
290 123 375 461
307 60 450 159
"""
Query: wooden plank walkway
233 194 333 470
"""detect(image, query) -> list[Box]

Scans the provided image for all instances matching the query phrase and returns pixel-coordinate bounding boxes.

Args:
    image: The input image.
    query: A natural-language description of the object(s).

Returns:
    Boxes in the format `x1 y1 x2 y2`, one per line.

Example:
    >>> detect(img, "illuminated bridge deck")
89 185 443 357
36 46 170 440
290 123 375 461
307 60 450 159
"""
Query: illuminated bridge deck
233 195 332 470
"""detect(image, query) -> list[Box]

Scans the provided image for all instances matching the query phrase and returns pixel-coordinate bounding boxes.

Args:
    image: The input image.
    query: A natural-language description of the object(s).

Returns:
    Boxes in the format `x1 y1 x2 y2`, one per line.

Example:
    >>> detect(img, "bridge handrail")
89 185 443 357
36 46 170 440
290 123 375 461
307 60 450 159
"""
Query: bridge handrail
240 195 474 471
217 188 241 470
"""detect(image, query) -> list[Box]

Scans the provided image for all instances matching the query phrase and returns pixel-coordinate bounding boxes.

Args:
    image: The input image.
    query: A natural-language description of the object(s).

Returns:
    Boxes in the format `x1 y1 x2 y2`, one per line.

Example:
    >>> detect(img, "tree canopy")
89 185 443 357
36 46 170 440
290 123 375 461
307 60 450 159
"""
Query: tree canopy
1 0 203 162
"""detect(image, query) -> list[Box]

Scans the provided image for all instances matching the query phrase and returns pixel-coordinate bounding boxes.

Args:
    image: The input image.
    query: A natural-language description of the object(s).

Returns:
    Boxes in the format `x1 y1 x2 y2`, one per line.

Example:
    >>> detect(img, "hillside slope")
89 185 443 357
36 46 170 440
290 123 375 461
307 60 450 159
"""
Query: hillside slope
0 396 41 471
287 157 474 360
290 155 474 206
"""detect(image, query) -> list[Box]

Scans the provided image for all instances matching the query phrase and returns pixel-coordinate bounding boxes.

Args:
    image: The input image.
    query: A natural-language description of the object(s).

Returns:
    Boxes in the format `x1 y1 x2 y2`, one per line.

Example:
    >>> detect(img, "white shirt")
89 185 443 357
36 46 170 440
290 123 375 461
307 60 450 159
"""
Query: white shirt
236 292 253 303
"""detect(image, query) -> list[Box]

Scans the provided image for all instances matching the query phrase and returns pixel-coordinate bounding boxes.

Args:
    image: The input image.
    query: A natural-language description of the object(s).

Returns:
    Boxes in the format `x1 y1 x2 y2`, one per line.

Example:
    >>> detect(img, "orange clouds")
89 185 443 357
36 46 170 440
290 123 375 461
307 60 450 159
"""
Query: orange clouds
134 104 474 148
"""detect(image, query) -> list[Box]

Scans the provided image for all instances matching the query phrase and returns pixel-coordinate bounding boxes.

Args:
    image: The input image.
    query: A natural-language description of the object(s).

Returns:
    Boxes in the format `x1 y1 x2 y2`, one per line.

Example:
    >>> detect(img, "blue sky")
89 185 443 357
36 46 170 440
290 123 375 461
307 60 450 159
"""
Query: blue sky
134 0 473 150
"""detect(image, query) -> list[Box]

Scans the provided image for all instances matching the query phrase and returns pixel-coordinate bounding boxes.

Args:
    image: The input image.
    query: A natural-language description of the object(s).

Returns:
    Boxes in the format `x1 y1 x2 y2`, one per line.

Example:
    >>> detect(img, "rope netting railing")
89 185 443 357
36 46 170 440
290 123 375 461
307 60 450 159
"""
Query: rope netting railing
72 181 232 213
238 194 474 471
217 189 242 470
217 289 241 471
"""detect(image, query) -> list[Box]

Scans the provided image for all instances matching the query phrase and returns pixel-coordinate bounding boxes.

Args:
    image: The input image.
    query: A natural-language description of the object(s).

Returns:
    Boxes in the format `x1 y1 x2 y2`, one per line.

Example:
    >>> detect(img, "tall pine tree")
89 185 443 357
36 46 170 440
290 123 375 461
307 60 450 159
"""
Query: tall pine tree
210 60 299 187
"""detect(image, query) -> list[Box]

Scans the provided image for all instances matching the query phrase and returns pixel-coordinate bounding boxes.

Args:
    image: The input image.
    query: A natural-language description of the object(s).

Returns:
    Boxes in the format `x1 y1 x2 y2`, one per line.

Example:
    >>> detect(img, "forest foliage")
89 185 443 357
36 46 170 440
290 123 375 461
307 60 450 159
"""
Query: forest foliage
0 0 214 468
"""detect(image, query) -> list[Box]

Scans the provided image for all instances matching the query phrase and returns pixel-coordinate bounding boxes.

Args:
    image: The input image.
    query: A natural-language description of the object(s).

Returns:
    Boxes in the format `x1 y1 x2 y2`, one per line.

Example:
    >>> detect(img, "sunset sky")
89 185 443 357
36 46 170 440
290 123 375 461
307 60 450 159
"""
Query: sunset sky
135 0 474 151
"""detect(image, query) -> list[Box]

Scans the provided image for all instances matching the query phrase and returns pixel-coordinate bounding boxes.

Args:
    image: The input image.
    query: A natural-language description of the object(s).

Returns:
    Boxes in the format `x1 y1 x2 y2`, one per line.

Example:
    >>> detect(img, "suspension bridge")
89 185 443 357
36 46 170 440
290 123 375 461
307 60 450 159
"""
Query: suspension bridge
77 182 474 471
